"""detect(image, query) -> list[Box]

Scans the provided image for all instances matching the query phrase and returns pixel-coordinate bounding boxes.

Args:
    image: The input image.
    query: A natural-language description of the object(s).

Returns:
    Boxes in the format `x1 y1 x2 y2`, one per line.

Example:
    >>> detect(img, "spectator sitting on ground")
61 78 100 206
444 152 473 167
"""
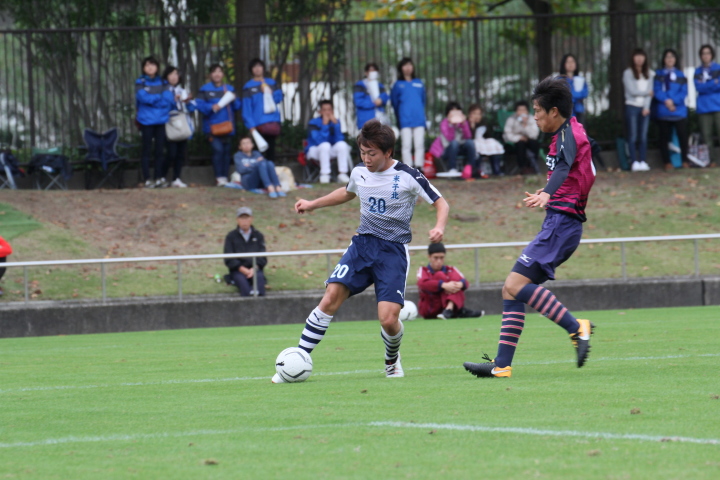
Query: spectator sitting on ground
429 101 476 175
503 100 541 174
417 242 484 320
0 235 12 297
224 207 268 297
306 100 351 184
233 136 285 198
468 103 505 177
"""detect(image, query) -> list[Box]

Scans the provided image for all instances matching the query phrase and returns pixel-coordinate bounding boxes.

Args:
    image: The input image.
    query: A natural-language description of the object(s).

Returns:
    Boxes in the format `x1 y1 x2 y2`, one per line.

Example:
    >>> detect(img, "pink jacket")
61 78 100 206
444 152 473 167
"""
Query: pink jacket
429 118 473 159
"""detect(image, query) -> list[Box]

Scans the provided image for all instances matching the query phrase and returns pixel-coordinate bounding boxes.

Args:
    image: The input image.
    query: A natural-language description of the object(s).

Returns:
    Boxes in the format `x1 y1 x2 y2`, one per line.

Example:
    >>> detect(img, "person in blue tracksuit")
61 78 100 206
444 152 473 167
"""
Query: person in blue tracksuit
353 62 389 130
695 44 720 165
190 64 242 186
135 56 174 188
242 58 283 162
305 100 351 184
391 57 427 168
653 48 689 170
559 54 589 125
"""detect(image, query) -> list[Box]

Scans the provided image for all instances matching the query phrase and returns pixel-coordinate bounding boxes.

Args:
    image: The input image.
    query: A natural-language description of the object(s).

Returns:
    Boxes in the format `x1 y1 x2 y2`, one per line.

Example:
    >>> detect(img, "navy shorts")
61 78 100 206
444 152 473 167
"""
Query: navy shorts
511 210 583 284
326 234 410 306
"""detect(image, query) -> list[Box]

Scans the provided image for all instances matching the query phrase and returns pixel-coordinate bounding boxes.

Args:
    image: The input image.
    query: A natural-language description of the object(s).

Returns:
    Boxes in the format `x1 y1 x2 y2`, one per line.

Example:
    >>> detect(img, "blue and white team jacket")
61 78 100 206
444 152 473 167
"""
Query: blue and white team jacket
346 160 441 244
390 79 427 129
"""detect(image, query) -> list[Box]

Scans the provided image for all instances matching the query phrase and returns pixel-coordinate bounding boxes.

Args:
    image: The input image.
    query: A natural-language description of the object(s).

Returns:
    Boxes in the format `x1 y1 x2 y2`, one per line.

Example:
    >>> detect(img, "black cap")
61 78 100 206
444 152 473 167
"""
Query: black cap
428 243 446 255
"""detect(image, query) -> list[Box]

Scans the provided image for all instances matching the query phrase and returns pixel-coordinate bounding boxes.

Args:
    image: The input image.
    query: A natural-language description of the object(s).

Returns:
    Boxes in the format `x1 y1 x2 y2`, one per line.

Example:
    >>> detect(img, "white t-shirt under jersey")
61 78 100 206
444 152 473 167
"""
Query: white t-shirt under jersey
346 160 441 244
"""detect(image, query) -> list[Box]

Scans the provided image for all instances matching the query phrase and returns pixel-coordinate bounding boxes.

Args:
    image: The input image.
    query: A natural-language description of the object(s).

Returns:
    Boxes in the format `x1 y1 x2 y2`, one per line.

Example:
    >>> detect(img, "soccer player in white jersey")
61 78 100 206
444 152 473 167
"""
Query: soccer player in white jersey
272 120 449 382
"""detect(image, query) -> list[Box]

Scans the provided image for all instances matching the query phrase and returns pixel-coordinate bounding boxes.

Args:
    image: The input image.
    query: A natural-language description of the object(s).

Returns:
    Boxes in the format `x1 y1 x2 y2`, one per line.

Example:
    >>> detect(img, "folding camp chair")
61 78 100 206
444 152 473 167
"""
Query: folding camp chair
298 140 320 183
30 147 71 190
81 128 128 189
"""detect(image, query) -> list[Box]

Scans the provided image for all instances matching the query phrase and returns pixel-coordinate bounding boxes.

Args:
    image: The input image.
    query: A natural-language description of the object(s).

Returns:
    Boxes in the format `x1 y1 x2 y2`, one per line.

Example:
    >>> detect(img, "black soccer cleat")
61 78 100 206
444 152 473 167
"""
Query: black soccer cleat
570 319 595 367
463 353 512 378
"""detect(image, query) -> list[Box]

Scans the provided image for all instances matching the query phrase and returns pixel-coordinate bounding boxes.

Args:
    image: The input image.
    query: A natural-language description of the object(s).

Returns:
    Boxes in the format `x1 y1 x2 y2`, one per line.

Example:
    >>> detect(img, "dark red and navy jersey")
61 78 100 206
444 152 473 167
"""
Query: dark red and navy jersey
544 116 595 222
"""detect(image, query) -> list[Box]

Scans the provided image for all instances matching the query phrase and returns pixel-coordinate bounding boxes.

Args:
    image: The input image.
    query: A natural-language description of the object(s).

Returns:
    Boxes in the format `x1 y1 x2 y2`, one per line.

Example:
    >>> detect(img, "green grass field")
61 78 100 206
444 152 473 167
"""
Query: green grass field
1 306 719 479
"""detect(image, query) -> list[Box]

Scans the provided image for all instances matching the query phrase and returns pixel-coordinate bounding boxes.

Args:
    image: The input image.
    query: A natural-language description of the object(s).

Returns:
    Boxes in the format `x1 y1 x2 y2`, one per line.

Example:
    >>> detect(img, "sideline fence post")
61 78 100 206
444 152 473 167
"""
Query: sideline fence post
621 242 627 281
177 259 183 301
694 238 699 277
24 266 29 304
252 256 258 297
474 248 480 287
101 263 106 304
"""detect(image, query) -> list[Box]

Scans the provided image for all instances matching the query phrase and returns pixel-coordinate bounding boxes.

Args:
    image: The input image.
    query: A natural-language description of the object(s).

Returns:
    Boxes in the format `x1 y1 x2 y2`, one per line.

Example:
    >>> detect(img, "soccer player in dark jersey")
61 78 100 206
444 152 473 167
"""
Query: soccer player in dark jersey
464 77 596 378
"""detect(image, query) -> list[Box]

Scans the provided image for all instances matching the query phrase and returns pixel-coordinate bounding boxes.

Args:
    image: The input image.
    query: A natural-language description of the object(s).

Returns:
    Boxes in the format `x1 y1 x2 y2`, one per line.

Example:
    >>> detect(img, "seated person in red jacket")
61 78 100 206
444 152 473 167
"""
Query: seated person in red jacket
417 242 484 319
223 207 267 296
0 235 12 297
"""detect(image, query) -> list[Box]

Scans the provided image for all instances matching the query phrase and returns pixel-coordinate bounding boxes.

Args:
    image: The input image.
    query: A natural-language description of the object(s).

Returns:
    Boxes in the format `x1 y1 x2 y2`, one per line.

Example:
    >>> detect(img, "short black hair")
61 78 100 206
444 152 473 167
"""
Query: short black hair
208 63 224 74
532 76 573 119
513 100 529 111
559 53 579 76
699 44 715 61
141 56 159 72
428 243 446 255
364 62 379 73
660 48 681 69
357 119 395 156
161 66 182 85
396 57 415 80
248 58 265 75
444 101 462 117
318 99 333 109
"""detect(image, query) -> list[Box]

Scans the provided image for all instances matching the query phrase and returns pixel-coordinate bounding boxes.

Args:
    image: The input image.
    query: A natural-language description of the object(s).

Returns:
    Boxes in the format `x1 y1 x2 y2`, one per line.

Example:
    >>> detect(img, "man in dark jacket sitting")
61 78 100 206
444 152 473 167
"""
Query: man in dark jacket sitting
224 207 267 296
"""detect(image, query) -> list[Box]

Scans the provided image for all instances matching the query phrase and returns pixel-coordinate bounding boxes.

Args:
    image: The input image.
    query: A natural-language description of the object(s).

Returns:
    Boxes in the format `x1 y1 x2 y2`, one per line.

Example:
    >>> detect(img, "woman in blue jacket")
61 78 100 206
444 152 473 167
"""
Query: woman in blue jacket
353 63 389 130
135 56 174 188
391 57 427 169
559 54 589 124
190 64 242 186
695 44 720 165
654 48 689 170
242 58 283 162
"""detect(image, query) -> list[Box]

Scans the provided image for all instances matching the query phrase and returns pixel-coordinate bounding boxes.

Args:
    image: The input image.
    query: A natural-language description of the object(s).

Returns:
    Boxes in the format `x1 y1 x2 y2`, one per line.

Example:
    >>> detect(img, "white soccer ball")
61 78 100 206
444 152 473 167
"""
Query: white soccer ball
399 300 418 322
275 347 313 383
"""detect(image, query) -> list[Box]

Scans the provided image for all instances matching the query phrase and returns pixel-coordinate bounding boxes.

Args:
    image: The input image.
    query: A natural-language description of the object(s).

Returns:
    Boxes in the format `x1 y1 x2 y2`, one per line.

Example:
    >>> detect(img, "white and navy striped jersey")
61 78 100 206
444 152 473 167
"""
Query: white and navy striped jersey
346 160 442 244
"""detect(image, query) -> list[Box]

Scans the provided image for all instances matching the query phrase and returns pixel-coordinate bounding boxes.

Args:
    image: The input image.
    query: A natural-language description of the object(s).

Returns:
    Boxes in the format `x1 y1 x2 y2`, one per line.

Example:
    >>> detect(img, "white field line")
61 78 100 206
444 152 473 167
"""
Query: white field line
368 421 720 446
1 352 719 395
0 421 718 449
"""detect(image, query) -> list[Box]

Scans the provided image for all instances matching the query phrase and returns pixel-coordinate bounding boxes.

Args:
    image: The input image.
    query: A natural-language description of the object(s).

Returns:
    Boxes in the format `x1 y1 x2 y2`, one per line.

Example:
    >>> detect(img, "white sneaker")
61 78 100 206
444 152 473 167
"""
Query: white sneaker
216 177 228 186
631 161 643 172
319 174 330 184
155 177 169 188
271 373 286 384
385 354 404 378
144 179 155 188
171 178 187 188
447 168 459 175
337 173 350 183
640 161 651 171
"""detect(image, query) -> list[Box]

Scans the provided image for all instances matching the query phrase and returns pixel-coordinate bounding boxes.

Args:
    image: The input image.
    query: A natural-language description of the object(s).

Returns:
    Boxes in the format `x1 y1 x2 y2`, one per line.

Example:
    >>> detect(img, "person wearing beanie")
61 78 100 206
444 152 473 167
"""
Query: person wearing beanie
417 242 485 320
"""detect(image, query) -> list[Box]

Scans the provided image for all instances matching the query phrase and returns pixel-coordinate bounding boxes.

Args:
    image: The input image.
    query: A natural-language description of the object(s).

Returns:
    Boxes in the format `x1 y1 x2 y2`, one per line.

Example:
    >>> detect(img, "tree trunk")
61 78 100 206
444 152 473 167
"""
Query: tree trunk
608 0 636 119
234 0 266 92
524 0 553 80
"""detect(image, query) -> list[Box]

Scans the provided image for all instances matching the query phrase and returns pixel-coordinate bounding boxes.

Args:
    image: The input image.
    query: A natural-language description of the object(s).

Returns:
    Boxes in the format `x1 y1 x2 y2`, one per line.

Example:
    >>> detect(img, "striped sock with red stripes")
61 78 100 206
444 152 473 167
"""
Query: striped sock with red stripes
516 284 580 334
495 300 525 367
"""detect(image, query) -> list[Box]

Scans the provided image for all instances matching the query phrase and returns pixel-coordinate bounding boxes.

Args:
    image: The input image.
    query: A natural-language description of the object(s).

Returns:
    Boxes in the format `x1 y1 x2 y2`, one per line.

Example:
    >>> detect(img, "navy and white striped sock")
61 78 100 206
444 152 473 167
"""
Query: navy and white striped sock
298 307 332 354
381 321 404 363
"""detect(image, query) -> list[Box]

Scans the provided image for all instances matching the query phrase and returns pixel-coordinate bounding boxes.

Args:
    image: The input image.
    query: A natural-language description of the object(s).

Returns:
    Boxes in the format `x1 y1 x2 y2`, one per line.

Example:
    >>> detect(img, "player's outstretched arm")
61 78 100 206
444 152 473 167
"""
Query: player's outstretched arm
295 187 357 214
429 197 449 243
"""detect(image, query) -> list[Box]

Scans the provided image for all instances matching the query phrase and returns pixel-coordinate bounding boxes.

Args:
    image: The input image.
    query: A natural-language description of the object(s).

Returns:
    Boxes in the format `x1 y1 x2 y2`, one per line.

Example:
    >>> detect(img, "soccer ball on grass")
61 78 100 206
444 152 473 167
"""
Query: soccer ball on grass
275 347 313 383
398 300 418 322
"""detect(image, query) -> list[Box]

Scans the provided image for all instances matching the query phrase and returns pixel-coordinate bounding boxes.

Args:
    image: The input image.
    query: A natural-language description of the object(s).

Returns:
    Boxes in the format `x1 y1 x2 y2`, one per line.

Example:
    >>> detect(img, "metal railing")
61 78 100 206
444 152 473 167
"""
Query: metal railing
2 233 719 304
